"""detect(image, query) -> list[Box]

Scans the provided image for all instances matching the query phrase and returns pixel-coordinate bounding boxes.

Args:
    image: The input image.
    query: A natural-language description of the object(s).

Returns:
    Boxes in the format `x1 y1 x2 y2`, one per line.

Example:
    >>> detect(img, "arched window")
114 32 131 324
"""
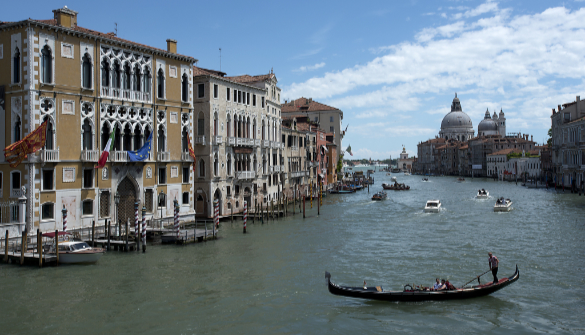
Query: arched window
181 73 188 102
133 127 142 151
44 117 54 150
101 59 110 87
14 116 21 143
41 45 52 83
114 125 121 151
197 112 205 136
133 65 141 92
143 67 151 93
82 53 92 89
82 119 93 150
181 127 189 152
13 47 20 84
199 159 205 177
122 124 132 151
123 63 131 90
101 124 111 150
112 62 121 89
158 125 166 152
226 115 231 137
227 154 232 175
214 153 218 176
157 68 165 98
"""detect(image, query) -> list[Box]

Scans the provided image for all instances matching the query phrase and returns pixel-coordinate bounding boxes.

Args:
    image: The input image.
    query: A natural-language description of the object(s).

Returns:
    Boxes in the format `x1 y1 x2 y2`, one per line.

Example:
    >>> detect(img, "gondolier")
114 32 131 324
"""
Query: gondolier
488 252 499 284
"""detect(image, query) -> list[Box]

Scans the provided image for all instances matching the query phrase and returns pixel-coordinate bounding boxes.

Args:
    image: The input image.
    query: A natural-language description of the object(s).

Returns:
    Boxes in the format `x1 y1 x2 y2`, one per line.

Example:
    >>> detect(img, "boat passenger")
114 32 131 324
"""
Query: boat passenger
432 278 442 290
445 280 455 290
439 279 447 290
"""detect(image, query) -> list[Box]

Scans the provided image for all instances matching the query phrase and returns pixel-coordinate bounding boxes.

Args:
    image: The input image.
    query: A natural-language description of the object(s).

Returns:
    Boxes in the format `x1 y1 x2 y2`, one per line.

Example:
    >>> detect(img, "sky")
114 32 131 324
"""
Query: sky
5 0 585 159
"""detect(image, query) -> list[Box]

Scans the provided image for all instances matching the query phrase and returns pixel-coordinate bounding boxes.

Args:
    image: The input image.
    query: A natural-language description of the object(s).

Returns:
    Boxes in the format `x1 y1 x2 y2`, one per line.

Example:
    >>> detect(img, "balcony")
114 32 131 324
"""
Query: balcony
237 171 256 179
262 140 270 148
182 152 194 162
10 188 25 198
255 139 262 147
193 136 206 145
40 149 59 162
157 151 171 162
273 165 281 172
213 136 223 145
81 149 99 162
109 151 128 162
227 137 236 146
101 86 151 103
237 138 254 146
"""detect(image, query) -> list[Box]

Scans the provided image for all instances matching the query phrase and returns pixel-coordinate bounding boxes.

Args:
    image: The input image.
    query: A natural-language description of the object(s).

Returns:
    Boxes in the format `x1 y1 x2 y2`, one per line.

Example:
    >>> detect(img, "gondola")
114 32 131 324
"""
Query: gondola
325 265 519 302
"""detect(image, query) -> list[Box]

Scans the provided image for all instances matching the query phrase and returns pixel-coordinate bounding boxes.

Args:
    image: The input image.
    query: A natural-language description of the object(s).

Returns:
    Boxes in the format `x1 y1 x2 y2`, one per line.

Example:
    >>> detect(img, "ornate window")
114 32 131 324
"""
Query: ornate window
123 63 131 90
13 116 21 143
157 124 166 151
197 112 205 136
181 73 189 102
99 191 110 218
40 98 56 149
41 45 52 83
13 47 20 84
101 59 110 87
143 67 151 94
199 159 205 177
112 61 121 89
82 53 92 89
157 68 165 99
133 64 141 92
182 126 189 152
81 102 94 150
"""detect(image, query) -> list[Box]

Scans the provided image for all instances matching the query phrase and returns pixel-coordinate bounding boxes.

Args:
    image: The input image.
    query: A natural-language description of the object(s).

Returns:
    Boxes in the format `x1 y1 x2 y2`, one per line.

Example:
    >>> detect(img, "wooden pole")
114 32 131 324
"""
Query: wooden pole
125 219 129 252
286 197 288 216
303 196 306 219
293 195 295 215
4 230 8 263
107 219 111 251
318 189 320 216
55 230 59 265
137 216 141 252
20 228 27 265
231 205 233 222
91 220 95 247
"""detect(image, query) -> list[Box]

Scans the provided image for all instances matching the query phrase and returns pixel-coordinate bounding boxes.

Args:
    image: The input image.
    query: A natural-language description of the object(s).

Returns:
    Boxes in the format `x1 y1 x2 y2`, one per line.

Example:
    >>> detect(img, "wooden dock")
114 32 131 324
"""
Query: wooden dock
0 250 58 265
161 228 217 244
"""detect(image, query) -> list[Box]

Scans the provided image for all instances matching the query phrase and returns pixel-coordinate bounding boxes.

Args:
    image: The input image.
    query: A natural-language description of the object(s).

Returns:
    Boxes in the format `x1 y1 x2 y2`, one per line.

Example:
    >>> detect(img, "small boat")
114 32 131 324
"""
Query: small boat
404 172 411 176
476 189 489 199
386 173 391 176
457 178 465 182
51 241 105 264
371 191 387 201
382 182 410 191
325 265 519 302
494 197 513 212
422 177 429 182
424 200 441 213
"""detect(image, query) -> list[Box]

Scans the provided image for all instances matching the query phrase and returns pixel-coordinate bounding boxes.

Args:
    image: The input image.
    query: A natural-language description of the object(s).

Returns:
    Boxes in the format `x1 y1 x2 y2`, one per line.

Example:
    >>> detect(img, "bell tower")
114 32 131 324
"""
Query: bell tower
498 108 506 137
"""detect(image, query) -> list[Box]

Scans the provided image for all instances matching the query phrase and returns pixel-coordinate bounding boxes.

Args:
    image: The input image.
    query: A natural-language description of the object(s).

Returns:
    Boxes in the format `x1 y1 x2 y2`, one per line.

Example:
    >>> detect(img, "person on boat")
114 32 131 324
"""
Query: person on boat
488 252 499 284
433 278 443 290
445 280 455 290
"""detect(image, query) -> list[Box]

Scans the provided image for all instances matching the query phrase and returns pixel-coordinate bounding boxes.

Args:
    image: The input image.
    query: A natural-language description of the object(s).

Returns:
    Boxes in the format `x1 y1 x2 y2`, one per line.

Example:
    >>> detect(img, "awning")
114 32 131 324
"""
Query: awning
319 174 325 178
322 145 329 153
42 231 71 238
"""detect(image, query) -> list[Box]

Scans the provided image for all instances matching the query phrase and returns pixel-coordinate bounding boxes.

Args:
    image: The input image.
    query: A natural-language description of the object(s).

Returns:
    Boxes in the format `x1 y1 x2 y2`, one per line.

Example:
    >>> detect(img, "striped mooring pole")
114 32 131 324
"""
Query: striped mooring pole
62 205 68 232
174 199 180 239
134 201 139 241
141 205 146 252
310 183 313 208
243 201 247 234
213 198 219 238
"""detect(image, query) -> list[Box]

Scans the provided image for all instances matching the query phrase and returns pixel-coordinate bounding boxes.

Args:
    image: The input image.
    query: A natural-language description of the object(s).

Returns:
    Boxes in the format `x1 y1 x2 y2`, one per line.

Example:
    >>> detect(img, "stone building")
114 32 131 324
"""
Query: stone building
478 108 506 137
468 134 536 177
414 138 445 174
0 7 196 234
550 96 585 188
191 67 282 217
397 147 414 172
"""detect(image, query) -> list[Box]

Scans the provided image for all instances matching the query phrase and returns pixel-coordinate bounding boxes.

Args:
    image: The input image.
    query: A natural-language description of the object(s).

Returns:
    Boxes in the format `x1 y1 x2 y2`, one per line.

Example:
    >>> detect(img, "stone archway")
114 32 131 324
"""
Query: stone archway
116 176 138 225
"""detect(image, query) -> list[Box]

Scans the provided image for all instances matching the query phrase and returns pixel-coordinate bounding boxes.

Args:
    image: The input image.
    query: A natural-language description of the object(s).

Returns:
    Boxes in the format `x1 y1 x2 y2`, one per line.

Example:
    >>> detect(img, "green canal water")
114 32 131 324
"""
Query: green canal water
1 174 584 334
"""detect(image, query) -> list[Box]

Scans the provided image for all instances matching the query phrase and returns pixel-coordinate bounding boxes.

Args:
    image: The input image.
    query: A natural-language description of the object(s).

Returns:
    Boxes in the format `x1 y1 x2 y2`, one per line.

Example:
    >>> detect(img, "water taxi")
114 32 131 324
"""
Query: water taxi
371 191 387 201
51 241 105 264
424 200 441 213
476 189 489 199
494 197 513 212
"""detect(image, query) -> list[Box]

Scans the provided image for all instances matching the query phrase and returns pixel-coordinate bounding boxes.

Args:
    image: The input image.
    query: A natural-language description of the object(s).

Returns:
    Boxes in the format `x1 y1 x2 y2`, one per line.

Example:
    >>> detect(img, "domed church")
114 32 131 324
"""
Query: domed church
439 93 475 141
478 108 506 137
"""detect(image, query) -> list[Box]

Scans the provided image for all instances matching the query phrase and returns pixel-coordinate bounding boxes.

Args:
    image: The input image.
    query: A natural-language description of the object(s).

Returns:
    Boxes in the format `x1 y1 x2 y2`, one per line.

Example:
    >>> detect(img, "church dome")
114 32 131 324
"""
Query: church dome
478 109 498 132
440 93 473 130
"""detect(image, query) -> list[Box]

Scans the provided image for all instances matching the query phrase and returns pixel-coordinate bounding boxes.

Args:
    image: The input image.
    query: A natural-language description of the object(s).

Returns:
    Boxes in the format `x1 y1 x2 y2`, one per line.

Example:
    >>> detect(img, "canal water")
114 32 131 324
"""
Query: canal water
1 174 584 334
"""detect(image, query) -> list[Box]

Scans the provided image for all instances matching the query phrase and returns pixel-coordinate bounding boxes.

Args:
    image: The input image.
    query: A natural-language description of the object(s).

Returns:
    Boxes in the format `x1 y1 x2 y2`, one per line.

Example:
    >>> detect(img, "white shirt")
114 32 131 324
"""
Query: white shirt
433 282 442 290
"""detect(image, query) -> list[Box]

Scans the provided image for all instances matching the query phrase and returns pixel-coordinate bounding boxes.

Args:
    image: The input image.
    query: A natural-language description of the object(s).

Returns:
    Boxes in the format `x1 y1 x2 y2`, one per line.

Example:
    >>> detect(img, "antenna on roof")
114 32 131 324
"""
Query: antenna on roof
219 48 222 71
114 22 118 36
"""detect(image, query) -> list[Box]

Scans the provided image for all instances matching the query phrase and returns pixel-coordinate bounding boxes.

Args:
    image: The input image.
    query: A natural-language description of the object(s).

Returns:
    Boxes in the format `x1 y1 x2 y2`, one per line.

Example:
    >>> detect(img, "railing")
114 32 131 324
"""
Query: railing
0 202 19 223
227 137 236 146
237 171 256 179
182 152 193 162
237 138 254 146
41 149 59 162
290 171 304 178
193 136 206 145
274 165 281 172
109 151 128 162
81 149 100 162
157 151 171 162
10 188 24 198
101 86 150 103
262 140 270 148
213 136 223 145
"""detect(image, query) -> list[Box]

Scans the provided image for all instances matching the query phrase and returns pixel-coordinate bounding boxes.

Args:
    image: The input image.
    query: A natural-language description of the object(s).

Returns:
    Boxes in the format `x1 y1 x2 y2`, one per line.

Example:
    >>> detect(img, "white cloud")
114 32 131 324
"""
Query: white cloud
293 62 326 73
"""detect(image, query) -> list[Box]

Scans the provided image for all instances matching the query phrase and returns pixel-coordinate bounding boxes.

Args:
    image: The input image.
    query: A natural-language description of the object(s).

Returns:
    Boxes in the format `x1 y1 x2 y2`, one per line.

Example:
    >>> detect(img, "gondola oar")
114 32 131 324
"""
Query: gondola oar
462 269 491 287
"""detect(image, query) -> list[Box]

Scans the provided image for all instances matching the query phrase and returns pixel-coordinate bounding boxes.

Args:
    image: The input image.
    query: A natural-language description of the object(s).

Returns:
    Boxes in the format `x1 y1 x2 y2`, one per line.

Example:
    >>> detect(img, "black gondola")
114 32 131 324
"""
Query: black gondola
325 265 519 302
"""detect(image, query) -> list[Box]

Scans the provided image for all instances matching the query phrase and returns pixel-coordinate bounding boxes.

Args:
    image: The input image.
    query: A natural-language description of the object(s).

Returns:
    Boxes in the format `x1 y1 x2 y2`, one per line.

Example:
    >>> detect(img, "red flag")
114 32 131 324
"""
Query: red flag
188 136 197 172
95 124 117 169
4 119 48 168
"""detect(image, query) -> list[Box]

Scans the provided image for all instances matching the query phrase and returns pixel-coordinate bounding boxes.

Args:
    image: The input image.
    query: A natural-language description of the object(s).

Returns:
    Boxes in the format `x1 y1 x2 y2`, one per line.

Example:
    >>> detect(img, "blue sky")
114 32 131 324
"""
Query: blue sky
6 0 585 159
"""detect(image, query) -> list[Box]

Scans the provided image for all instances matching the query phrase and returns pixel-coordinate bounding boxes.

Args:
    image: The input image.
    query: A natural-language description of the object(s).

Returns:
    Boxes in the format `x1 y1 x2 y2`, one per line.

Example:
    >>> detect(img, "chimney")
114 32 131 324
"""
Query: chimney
558 105 562 112
166 39 177 54
309 98 313 103
531 135 533 142
53 6 78 28
552 108 555 115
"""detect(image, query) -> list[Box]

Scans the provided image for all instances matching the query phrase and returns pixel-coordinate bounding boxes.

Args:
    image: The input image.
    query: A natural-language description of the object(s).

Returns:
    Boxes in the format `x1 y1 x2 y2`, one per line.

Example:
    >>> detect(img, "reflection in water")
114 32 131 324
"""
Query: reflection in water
0 174 584 334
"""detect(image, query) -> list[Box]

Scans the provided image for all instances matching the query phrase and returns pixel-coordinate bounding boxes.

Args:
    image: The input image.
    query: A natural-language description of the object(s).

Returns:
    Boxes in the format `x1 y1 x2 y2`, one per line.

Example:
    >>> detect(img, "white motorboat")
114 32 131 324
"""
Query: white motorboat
424 200 441 213
476 189 489 199
53 241 105 264
404 172 411 176
494 197 513 212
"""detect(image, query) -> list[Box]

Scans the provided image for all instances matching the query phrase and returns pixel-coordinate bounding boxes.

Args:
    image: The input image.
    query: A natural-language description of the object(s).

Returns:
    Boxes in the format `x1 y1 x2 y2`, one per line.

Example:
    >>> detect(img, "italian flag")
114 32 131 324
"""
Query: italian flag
95 125 116 169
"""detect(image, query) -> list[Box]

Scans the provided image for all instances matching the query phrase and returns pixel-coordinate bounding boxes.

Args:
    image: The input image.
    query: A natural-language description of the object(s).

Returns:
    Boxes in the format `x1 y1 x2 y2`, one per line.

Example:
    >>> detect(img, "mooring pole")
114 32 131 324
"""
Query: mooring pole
243 201 247 234
91 220 96 247
303 196 306 219
4 230 8 263
20 228 26 265
55 230 59 265
142 206 146 253
37 229 43 268
107 219 111 251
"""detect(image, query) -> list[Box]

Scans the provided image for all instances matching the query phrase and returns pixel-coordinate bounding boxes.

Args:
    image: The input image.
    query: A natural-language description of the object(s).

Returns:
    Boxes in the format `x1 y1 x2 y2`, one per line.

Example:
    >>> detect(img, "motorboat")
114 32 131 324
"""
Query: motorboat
325 265 519 302
422 177 429 182
382 182 410 190
424 200 441 213
457 177 465 182
476 189 489 199
45 236 105 264
371 191 387 201
404 172 411 176
494 197 513 212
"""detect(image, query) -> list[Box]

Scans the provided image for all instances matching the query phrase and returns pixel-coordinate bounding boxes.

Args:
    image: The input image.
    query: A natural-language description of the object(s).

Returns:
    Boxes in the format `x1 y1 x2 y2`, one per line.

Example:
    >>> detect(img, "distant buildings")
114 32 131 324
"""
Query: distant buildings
397 147 414 172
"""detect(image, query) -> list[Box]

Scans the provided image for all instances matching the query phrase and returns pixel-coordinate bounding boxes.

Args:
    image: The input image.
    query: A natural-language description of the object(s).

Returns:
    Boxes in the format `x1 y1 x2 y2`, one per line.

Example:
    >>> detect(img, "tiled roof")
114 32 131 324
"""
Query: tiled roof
1 18 196 62
282 97 340 113
459 145 469 150
225 74 274 83
193 66 226 77
489 148 521 156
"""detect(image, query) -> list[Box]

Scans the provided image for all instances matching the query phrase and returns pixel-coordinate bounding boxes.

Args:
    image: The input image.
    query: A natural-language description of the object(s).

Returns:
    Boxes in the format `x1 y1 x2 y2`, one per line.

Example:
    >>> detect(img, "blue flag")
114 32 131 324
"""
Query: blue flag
127 132 153 162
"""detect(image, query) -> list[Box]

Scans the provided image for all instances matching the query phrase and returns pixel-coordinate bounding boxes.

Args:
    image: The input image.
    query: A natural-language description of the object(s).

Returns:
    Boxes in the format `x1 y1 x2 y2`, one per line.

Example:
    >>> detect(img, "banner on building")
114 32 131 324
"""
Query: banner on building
4 119 48 167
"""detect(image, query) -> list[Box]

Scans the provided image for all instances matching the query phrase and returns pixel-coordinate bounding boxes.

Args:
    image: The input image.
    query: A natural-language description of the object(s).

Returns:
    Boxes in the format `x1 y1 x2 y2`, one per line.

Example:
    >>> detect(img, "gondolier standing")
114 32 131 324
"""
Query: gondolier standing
488 252 499 284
